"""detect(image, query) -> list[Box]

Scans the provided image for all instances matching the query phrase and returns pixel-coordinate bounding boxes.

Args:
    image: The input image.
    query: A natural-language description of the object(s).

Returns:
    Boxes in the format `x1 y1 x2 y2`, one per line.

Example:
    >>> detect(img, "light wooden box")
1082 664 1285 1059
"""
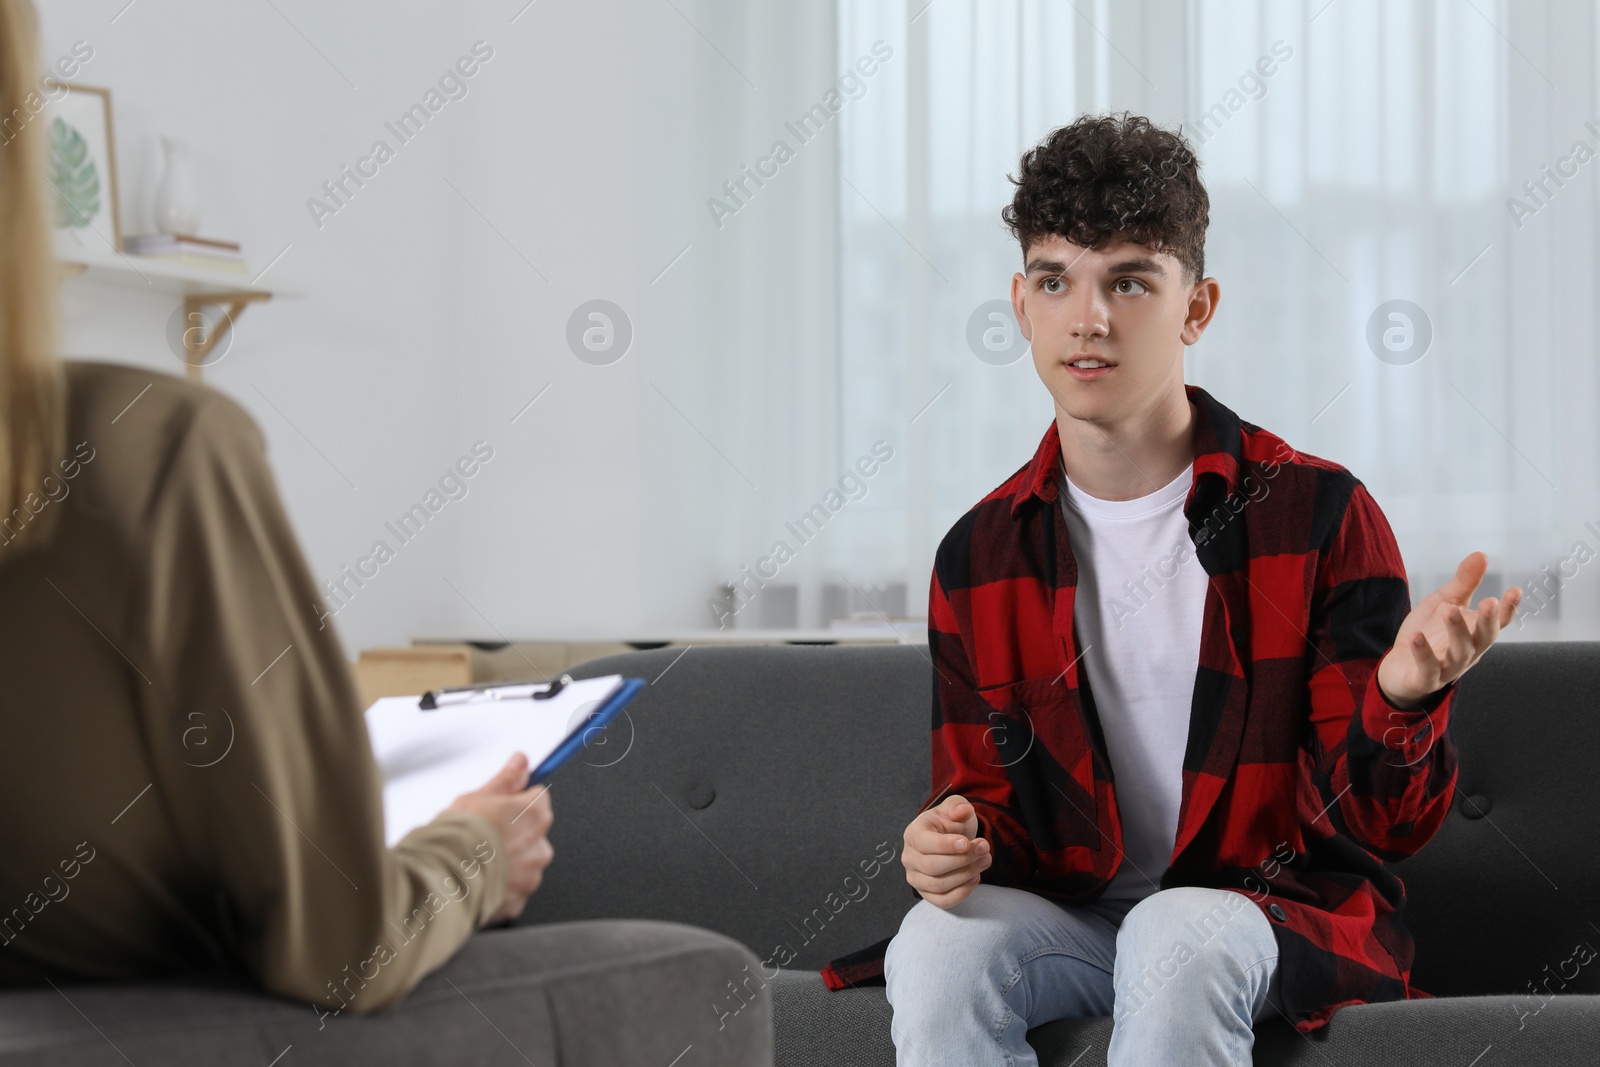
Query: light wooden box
354 645 474 707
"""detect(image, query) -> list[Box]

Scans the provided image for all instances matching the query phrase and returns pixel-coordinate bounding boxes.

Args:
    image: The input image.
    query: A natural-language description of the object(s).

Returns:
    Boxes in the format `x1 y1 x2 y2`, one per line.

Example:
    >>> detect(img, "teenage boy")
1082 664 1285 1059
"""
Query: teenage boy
819 112 1521 1066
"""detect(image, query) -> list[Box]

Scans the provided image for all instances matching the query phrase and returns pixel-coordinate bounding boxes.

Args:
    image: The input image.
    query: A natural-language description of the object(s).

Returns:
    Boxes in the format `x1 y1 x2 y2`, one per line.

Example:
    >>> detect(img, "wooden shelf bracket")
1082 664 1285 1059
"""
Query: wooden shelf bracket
181 290 272 380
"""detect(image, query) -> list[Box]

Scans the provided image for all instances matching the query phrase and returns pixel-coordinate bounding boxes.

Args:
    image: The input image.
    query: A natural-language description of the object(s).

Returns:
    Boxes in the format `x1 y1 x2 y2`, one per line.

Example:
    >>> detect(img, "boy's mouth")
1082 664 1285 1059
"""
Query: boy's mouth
1065 353 1116 380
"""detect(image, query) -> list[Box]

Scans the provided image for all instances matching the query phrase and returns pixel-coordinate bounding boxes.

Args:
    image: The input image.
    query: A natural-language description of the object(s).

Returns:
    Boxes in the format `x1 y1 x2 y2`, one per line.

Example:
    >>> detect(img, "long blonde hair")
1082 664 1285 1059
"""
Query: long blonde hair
0 0 61 541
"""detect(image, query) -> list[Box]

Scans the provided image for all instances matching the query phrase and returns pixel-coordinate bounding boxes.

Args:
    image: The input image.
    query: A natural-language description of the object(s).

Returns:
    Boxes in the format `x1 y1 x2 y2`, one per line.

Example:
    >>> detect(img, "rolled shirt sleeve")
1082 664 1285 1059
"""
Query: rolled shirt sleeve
923 558 1041 889
1303 479 1459 862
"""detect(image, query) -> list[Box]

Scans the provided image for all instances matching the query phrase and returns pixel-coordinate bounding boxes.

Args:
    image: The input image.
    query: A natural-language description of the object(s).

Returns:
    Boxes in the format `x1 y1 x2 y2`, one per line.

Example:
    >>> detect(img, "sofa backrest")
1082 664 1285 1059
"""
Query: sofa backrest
1390 640 1600 998
548 641 1600 996
549 645 929 975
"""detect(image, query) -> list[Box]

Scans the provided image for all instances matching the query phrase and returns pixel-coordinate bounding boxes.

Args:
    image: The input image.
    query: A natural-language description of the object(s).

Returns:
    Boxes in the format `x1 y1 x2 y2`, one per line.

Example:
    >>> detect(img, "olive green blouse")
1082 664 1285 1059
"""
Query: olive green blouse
0 362 506 1016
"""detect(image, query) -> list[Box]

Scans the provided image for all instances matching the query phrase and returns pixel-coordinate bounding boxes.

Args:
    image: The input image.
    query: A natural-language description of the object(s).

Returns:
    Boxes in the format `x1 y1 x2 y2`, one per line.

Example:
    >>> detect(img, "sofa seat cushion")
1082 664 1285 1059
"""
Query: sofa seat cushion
0 920 768 1066
773 968 1600 1066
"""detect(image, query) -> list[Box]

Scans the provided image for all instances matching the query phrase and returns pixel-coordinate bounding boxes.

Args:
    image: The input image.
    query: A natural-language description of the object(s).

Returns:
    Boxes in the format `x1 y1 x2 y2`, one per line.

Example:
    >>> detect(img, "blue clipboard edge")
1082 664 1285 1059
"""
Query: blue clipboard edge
526 676 646 786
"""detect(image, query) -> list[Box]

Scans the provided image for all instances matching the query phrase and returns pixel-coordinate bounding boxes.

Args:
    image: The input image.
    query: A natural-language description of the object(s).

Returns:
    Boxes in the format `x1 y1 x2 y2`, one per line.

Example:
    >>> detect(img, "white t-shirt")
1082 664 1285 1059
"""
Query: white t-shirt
1057 459 1207 903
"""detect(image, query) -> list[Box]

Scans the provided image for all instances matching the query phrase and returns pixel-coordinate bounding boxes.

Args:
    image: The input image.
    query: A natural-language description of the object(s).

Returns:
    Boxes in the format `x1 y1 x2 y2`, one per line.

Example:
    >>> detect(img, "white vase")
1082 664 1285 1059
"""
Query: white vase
154 135 200 236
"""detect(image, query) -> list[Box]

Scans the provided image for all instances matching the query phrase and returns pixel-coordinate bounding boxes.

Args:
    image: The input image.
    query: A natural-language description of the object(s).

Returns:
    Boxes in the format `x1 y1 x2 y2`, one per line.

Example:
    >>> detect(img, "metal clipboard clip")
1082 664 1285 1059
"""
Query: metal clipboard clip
418 674 572 711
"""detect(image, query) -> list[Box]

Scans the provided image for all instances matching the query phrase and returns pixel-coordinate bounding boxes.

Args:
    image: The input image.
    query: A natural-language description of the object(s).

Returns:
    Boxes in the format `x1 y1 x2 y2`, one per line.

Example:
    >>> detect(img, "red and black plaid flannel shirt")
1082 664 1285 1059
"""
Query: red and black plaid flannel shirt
821 383 1458 1035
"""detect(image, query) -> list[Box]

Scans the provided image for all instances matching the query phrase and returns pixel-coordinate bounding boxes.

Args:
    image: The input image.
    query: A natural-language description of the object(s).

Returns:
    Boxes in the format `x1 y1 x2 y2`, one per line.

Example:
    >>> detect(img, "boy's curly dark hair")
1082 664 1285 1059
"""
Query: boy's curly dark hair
1001 111 1209 284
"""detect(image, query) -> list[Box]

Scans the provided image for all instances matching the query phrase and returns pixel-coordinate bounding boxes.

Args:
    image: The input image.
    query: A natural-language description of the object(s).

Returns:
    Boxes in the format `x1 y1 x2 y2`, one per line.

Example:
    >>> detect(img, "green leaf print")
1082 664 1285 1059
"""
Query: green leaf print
47 116 101 231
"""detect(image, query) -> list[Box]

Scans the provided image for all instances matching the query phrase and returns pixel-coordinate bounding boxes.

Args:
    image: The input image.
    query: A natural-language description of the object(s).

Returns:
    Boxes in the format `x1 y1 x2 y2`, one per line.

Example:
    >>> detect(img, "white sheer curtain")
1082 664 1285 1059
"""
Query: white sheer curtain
833 0 1600 640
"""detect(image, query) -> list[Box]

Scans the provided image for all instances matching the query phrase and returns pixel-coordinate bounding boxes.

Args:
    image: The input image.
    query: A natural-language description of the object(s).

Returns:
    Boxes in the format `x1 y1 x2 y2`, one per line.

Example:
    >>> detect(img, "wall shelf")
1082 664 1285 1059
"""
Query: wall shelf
56 239 299 380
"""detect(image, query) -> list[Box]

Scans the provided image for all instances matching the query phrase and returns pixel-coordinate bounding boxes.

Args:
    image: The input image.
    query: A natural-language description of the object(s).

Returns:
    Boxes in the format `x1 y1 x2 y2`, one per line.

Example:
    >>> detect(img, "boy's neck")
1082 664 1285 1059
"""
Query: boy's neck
1054 387 1197 503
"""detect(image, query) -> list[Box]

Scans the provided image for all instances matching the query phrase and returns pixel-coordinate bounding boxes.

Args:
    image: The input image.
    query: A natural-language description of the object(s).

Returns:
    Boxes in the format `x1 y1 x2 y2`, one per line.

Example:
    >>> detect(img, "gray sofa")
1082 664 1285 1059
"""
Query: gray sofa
548 641 1599 1065
2 640 1594 1065
0 920 770 1065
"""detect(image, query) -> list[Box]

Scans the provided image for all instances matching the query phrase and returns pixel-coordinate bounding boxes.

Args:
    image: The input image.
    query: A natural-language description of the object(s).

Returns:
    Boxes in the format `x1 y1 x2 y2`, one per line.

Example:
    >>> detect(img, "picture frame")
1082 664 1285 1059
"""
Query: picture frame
41 81 122 254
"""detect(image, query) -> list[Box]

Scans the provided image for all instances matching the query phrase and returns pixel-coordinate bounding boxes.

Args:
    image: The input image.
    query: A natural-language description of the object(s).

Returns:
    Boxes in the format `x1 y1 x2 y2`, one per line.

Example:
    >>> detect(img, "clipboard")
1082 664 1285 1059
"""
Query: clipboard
364 673 645 846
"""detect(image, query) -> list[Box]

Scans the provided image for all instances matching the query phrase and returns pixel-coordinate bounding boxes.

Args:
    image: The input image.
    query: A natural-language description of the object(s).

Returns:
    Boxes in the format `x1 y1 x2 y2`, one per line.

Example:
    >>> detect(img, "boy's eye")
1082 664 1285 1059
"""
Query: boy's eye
1042 277 1063 293
1114 278 1148 295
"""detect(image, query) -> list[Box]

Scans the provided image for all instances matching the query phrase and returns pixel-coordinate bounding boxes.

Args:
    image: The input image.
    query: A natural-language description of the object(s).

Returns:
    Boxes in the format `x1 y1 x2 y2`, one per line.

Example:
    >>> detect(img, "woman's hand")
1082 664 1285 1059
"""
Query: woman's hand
446 752 555 924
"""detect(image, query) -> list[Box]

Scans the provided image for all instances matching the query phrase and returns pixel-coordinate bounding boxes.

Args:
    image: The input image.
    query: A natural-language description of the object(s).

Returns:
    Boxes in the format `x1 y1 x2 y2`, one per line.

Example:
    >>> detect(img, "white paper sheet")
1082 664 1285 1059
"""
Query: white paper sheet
364 675 625 846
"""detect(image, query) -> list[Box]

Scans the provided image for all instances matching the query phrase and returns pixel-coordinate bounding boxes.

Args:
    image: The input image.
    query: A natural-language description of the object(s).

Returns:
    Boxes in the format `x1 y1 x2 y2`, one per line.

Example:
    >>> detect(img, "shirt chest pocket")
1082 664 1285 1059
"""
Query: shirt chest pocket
973 676 1091 760
973 676 1108 853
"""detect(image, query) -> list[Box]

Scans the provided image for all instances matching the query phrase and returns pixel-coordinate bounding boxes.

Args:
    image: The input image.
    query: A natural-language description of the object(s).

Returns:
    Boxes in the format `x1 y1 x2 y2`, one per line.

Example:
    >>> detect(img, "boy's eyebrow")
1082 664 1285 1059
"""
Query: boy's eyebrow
1106 256 1167 277
1025 254 1167 278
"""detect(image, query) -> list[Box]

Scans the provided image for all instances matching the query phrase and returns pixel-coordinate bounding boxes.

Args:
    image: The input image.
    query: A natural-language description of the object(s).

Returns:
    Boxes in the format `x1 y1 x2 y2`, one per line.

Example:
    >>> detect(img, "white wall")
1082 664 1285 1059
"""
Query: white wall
41 0 833 651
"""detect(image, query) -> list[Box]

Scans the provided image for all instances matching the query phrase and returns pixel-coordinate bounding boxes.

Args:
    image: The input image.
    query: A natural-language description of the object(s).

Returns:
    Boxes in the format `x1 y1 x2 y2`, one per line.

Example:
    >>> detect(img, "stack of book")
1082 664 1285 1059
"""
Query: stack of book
124 233 247 275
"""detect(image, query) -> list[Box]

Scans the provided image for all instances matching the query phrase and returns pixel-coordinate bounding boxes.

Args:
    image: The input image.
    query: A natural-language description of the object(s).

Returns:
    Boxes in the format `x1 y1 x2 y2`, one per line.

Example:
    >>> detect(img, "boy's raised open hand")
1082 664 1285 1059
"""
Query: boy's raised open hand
901 794 992 908
1376 550 1522 709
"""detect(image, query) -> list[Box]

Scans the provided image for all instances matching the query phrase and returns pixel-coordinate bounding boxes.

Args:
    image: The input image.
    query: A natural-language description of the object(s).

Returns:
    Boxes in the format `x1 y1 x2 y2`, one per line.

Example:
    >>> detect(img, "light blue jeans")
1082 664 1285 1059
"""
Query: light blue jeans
883 884 1282 1067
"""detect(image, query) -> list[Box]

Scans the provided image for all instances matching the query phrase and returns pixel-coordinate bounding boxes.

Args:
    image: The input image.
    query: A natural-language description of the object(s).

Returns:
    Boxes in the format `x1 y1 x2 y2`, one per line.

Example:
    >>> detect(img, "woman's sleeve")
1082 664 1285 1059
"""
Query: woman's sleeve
134 390 508 1015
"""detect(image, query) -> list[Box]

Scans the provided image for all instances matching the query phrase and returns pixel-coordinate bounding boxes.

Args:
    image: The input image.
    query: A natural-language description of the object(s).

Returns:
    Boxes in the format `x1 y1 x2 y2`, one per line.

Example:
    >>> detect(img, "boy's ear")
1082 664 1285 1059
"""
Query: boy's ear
1010 272 1033 342
1180 277 1221 345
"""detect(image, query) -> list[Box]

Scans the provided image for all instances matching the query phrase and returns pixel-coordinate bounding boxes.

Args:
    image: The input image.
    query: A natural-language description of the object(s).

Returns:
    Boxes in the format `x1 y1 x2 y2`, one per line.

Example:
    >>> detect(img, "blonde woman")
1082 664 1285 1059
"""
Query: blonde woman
0 3 769 1062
